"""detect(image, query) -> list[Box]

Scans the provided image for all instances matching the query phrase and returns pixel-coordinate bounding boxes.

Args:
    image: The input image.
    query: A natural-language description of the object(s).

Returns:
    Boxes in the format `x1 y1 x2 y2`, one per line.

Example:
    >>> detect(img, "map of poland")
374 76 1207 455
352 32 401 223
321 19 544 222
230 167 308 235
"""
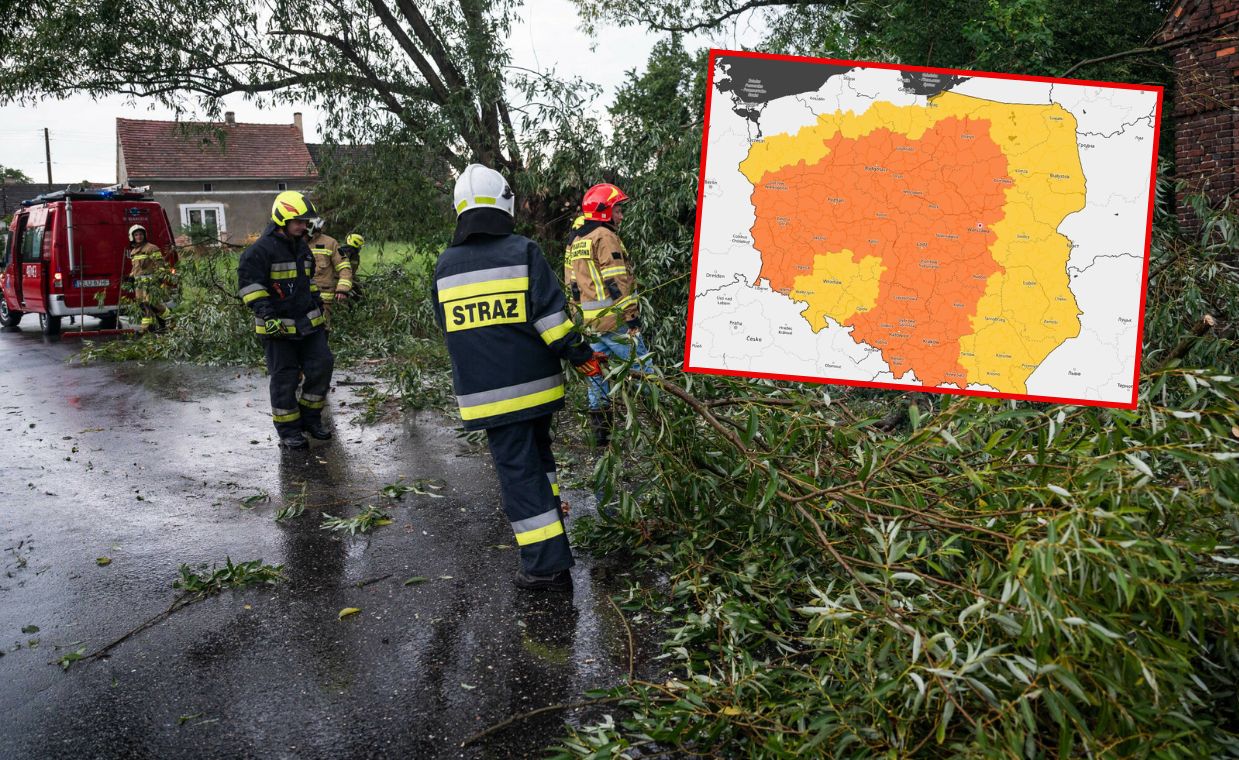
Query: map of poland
686 51 1161 408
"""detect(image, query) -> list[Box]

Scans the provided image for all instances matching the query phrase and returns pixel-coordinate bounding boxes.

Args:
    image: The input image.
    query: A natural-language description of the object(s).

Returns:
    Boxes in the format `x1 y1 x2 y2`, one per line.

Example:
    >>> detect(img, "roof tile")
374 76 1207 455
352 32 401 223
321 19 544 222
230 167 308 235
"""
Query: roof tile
118 118 318 179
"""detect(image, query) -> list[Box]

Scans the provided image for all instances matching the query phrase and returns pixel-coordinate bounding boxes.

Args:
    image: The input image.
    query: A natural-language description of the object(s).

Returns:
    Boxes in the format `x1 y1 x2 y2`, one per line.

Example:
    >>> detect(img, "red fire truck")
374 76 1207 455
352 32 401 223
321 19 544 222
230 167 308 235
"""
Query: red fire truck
1 185 176 336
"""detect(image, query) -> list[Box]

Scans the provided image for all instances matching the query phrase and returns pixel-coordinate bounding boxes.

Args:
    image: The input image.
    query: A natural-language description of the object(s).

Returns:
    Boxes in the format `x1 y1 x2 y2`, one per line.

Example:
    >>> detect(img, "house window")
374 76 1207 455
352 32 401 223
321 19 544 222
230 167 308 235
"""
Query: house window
277 182 287 191
203 182 213 192
179 203 227 238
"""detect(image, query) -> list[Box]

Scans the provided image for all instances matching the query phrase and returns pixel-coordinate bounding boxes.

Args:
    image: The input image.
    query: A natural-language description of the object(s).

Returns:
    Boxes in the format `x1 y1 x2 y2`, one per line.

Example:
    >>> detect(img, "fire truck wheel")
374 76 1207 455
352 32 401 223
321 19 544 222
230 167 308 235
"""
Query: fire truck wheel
96 312 119 330
0 300 22 329
39 313 61 336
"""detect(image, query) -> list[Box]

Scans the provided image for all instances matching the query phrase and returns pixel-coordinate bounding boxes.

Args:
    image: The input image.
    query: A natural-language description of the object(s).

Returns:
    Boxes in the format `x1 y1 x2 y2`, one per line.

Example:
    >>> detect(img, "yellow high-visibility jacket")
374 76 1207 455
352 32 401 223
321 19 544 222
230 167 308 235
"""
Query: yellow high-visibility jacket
308 233 354 297
563 221 638 334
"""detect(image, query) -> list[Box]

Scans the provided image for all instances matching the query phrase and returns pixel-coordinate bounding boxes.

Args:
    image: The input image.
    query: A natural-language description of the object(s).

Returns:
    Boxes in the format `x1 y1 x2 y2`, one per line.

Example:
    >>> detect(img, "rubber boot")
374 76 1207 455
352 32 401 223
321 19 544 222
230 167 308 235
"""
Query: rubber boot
588 408 612 448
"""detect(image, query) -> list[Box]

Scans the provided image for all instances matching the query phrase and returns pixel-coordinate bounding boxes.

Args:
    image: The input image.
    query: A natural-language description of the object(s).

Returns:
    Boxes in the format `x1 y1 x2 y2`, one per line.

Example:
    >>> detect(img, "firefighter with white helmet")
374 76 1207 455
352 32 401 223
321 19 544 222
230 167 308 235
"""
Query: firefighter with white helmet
236 191 334 449
432 164 604 591
124 224 173 333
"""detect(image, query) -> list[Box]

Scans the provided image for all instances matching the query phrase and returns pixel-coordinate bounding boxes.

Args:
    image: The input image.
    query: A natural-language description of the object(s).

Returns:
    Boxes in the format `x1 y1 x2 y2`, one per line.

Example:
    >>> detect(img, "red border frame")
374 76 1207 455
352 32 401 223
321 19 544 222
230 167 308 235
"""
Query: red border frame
683 48 1163 410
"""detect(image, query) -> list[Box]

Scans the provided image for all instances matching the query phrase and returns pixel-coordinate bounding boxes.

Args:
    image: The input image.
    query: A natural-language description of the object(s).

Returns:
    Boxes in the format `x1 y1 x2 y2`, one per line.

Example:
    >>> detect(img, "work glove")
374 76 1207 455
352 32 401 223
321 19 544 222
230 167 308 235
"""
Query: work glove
575 351 608 377
264 317 289 336
335 291 349 302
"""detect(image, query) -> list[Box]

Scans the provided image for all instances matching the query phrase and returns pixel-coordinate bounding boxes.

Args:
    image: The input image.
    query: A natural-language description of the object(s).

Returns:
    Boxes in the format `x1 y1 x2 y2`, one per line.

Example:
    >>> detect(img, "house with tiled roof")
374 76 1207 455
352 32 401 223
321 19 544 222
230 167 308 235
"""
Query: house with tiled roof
116 112 318 242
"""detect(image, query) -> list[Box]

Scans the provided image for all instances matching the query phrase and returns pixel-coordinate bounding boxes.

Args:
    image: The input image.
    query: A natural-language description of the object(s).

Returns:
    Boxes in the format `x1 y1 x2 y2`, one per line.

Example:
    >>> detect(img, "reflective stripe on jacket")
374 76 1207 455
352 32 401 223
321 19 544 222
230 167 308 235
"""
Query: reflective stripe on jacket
237 223 324 339
564 221 637 334
127 242 165 279
309 233 354 295
433 215 593 431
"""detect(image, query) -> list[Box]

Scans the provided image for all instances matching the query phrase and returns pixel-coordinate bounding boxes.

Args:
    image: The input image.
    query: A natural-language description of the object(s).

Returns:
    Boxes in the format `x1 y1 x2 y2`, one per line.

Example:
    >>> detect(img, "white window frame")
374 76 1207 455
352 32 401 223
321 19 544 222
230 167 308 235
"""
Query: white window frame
179 203 227 233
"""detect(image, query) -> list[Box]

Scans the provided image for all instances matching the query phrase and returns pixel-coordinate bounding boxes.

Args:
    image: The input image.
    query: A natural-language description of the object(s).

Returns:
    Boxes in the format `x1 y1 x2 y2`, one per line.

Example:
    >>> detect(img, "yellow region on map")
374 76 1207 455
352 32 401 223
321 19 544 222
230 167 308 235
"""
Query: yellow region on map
790 250 885 331
741 91 1086 393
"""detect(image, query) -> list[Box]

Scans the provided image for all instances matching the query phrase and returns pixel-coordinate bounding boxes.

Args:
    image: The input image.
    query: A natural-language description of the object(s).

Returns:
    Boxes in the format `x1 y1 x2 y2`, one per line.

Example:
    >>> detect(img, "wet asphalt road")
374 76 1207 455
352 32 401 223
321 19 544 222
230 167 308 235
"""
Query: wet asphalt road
0 321 654 759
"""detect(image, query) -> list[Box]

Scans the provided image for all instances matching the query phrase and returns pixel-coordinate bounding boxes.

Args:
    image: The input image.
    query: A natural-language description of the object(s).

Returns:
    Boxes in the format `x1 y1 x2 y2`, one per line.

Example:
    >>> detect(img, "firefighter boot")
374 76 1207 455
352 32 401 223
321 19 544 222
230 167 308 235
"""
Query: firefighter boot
280 433 310 450
514 568 573 592
304 420 333 440
587 408 612 448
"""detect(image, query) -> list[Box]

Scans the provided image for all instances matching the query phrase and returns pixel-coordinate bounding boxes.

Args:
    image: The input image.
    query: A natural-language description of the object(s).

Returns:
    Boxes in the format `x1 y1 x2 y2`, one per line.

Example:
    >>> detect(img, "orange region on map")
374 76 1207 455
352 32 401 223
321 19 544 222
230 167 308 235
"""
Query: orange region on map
740 92 1087 393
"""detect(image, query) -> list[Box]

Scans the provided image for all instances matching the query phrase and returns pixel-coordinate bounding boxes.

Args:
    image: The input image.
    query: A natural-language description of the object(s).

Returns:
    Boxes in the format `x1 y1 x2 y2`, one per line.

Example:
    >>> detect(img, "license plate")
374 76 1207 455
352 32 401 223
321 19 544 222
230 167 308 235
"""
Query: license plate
73 279 110 288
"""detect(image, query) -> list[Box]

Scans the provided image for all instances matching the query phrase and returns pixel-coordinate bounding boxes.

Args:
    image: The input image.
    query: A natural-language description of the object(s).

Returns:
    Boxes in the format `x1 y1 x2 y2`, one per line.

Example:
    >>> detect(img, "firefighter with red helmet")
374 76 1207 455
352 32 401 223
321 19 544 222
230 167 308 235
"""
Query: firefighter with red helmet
433 164 603 592
564 183 654 446
124 224 173 333
236 191 334 449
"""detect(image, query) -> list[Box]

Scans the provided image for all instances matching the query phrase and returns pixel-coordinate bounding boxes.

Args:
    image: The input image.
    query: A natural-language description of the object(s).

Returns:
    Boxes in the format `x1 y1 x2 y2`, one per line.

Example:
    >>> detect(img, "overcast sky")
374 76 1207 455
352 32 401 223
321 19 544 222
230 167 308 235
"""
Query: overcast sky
0 1 764 183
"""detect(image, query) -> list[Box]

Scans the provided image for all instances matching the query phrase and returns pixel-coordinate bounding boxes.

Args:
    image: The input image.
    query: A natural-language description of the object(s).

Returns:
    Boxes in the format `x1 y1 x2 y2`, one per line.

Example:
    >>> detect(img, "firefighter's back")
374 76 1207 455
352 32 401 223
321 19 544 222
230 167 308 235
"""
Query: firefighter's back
434 232 566 431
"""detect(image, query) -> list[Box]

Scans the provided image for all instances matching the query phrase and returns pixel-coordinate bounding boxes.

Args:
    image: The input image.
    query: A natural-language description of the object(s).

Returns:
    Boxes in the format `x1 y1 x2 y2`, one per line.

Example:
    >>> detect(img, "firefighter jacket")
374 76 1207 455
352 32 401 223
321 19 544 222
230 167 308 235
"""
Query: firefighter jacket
564 221 638 334
126 242 165 278
433 209 593 431
308 233 354 295
339 244 362 275
237 223 326 338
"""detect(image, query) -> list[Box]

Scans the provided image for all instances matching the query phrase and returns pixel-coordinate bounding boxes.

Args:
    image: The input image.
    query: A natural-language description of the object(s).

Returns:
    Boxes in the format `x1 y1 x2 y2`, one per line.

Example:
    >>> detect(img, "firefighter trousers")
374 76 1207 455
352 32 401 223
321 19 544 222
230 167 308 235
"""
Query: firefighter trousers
485 414 574 576
263 330 334 438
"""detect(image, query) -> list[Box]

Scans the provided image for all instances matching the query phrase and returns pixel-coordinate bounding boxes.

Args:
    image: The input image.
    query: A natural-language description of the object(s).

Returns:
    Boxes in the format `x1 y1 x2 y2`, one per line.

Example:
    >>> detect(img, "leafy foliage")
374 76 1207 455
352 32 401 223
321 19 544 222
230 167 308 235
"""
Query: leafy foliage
1 164 33 182
320 506 393 535
555 182 1239 756
172 557 285 597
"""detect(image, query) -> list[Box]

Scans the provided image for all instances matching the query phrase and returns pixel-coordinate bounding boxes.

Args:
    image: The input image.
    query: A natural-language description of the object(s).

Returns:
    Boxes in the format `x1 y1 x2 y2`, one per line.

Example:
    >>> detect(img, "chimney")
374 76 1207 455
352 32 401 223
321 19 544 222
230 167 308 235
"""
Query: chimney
293 112 303 134
224 111 235 124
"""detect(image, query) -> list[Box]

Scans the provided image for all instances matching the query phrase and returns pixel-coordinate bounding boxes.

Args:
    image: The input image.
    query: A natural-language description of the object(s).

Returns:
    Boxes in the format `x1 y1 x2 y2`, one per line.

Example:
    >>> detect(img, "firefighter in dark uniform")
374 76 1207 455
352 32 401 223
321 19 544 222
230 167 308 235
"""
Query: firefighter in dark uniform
432 164 604 592
237 191 334 450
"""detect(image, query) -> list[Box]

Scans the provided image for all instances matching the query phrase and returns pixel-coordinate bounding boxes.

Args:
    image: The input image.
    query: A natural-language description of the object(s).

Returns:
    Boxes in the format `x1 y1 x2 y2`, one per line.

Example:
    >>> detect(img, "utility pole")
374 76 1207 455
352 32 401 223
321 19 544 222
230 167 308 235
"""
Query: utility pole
44 127 53 185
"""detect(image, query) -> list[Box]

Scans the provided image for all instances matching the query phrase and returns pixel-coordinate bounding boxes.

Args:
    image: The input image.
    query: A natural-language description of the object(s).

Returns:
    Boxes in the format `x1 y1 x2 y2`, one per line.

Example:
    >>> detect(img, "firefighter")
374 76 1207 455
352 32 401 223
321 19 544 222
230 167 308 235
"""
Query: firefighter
338 233 365 301
340 233 364 274
237 191 334 450
306 218 353 325
564 183 655 446
124 224 173 333
432 164 604 592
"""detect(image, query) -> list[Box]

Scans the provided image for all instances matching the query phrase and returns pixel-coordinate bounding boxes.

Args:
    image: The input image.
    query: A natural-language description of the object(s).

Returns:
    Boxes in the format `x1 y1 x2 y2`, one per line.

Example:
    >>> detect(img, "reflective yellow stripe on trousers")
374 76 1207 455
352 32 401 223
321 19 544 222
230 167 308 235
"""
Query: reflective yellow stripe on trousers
272 406 301 422
456 374 564 422
510 507 564 546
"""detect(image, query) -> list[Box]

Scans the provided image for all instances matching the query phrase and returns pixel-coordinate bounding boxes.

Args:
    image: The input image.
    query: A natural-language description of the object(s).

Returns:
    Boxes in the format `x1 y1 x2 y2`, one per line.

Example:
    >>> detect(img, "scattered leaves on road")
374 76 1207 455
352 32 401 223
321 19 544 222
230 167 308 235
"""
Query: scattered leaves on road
96 557 111 566
320 506 392 535
338 607 362 620
173 557 284 597
381 479 445 501
238 491 270 509
55 647 86 671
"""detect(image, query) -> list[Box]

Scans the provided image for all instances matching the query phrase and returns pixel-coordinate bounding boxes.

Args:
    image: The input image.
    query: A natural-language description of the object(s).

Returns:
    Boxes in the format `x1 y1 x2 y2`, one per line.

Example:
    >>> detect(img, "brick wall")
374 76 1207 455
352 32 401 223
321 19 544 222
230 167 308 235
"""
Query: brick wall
1161 0 1239 232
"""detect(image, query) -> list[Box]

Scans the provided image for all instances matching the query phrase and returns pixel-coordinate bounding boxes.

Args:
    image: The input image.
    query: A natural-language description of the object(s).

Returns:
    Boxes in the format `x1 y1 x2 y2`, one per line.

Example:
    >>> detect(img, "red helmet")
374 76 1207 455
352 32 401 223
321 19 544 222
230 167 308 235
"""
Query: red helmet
581 183 629 223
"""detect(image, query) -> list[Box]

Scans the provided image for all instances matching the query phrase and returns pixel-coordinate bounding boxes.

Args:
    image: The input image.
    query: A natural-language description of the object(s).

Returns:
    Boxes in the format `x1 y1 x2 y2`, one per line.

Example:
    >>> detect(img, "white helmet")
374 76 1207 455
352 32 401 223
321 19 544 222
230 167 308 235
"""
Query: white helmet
128 224 147 242
453 163 514 217
308 216 325 236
